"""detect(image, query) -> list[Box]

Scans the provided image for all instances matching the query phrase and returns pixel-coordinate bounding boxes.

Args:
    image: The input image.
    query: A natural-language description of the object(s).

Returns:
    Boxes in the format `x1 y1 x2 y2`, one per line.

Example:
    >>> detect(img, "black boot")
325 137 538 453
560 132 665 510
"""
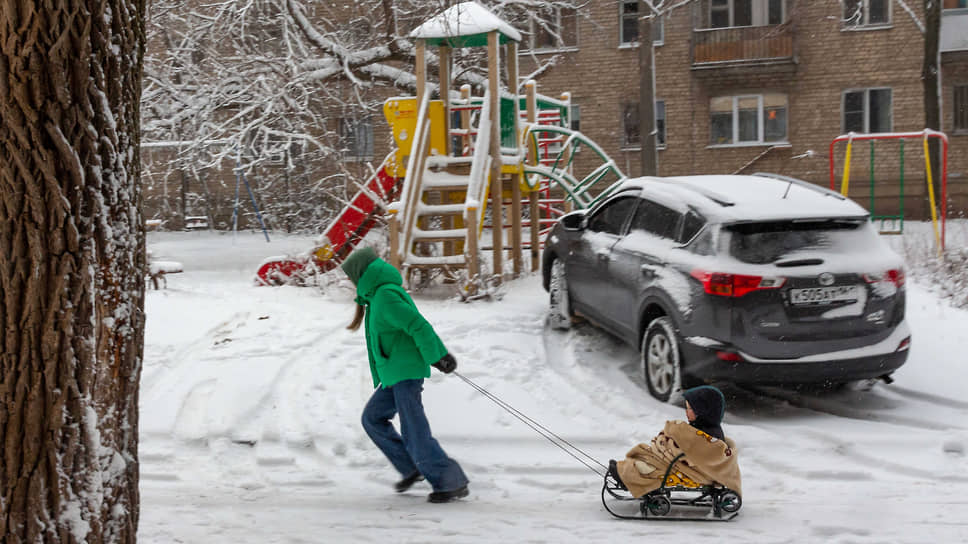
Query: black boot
608 459 628 491
395 471 425 493
427 484 469 503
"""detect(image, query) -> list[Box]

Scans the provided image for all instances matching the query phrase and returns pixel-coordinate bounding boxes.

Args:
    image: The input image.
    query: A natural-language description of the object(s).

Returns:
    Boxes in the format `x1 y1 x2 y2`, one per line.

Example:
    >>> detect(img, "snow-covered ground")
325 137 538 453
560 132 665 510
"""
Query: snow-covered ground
139 228 968 543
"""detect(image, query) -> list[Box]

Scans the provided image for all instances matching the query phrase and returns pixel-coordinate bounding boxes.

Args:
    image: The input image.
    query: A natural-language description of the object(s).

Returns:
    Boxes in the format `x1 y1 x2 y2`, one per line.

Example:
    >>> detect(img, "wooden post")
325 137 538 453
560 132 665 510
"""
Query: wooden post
511 176 522 277
488 31 503 278
388 210 401 270
415 39 426 108
465 205 479 295
507 40 522 277
526 80 540 273
439 45 451 156
460 84 471 156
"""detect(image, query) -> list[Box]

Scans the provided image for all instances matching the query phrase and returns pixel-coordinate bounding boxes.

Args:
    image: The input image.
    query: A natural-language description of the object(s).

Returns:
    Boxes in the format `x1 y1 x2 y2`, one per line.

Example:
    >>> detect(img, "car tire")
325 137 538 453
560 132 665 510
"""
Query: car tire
642 317 684 403
548 258 572 330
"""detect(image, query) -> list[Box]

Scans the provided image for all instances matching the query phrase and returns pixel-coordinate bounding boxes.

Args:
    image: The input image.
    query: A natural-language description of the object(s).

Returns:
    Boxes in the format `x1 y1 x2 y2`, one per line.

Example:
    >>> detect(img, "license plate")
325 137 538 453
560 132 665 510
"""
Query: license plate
789 285 860 305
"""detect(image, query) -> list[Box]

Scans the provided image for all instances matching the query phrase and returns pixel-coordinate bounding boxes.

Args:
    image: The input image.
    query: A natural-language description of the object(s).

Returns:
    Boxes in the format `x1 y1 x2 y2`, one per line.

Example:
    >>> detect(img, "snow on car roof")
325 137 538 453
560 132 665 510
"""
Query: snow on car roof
616 174 868 224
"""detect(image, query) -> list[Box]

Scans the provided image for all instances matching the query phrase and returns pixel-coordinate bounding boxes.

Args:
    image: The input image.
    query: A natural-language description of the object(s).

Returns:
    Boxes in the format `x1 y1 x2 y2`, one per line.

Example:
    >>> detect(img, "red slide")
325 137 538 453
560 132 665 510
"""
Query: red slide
255 159 402 285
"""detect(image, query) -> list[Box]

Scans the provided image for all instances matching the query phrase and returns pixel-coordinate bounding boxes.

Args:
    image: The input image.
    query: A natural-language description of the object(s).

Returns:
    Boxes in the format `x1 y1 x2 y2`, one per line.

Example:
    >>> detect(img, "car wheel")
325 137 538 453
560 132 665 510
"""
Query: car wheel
642 317 683 403
548 258 572 330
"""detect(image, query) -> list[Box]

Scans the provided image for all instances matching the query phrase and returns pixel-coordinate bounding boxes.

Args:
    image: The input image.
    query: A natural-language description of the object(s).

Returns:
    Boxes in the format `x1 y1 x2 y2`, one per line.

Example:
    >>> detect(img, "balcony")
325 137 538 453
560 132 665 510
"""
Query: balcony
691 23 797 75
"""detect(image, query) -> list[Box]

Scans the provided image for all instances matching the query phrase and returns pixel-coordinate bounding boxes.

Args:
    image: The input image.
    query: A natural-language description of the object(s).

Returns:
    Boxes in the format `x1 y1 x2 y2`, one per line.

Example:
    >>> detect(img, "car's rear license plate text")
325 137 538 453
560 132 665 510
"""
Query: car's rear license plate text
789 285 860 305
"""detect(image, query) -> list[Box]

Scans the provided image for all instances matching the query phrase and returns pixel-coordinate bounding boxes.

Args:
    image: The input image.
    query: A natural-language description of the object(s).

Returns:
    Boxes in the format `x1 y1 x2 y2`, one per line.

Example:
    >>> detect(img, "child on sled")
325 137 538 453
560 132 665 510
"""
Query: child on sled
608 385 742 499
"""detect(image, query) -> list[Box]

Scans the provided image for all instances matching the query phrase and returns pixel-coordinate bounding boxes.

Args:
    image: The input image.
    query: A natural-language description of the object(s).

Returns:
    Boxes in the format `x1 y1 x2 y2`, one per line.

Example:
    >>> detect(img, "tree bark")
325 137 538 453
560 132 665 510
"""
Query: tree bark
1 1 147 542
923 0 942 208
639 5 658 176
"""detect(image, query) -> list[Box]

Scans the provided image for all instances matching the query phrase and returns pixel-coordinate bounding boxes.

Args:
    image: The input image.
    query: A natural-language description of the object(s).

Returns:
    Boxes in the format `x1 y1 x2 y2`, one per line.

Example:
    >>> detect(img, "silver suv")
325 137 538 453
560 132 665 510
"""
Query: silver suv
541 174 910 402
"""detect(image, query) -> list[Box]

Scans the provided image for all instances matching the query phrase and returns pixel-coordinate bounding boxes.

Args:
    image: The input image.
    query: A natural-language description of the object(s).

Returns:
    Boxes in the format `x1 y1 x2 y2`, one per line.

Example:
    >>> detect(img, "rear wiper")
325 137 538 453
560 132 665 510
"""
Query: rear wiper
775 258 825 267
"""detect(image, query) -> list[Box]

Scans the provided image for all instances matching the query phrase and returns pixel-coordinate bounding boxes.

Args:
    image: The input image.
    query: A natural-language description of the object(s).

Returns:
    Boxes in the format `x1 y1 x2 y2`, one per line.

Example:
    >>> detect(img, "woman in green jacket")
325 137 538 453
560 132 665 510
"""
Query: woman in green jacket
342 247 469 503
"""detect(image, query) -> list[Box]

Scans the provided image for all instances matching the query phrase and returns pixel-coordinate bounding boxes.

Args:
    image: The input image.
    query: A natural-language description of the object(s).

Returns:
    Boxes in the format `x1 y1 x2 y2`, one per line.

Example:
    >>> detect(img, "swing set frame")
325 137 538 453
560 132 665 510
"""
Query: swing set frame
828 129 948 252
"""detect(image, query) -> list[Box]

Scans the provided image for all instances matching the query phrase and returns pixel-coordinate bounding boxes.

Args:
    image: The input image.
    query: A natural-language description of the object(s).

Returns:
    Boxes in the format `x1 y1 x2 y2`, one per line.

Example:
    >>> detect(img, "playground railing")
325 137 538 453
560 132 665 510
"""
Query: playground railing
397 90 432 263
521 123 626 209
466 85 493 236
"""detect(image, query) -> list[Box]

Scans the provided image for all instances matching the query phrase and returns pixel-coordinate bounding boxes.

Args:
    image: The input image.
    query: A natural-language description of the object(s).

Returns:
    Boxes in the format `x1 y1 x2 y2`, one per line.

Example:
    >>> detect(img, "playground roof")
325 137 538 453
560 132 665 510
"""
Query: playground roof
409 1 522 47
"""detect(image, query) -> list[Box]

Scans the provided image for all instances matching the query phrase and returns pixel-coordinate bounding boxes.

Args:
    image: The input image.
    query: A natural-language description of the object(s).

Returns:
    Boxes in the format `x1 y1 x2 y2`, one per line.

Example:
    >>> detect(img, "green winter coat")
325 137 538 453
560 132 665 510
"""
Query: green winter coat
356 258 449 388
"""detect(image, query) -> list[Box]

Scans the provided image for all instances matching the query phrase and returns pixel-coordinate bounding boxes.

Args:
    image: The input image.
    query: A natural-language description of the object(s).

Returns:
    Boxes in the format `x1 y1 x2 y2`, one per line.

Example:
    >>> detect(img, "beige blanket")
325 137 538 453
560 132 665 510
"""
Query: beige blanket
616 420 741 498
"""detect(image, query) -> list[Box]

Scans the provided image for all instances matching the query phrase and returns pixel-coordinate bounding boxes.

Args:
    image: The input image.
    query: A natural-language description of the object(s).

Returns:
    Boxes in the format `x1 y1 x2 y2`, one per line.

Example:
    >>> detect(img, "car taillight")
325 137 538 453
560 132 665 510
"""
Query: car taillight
716 350 744 362
864 268 905 287
896 336 911 352
690 270 786 298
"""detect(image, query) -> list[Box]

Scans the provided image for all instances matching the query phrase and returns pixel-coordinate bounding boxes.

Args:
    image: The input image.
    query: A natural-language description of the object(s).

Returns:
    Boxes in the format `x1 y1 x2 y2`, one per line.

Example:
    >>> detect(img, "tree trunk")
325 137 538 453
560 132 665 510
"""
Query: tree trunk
923 0 942 211
639 5 658 176
0 1 147 542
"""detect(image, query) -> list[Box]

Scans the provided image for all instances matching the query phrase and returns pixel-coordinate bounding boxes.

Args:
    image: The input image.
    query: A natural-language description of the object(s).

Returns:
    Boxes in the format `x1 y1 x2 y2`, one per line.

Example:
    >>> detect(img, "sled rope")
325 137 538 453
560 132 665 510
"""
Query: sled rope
453 371 608 477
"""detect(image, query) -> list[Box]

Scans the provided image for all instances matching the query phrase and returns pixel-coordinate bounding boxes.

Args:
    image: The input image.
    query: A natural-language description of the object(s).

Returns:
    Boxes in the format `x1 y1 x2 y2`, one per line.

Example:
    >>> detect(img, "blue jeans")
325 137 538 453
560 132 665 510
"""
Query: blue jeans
361 378 468 492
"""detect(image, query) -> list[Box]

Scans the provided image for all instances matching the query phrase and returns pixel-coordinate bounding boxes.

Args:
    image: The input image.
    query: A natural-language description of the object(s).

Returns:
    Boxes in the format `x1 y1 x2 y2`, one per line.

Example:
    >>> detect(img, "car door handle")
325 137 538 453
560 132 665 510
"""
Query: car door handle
596 249 610 262
641 264 657 276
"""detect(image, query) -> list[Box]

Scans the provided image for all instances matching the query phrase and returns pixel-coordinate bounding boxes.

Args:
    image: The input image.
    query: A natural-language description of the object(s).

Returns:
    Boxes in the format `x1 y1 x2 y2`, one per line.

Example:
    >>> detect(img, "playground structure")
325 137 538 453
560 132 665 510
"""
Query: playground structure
829 129 948 253
255 2 626 288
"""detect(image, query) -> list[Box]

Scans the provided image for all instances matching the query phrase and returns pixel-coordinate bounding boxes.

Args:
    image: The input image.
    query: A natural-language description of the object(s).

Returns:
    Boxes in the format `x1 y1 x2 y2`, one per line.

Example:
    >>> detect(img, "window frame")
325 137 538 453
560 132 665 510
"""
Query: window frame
338 115 374 162
586 194 640 236
842 0 892 29
629 198 682 241
954 85 968 133
708 93 789 147
621 101 668 150
619 1 664 47
709 0 786 29
841 88 893 134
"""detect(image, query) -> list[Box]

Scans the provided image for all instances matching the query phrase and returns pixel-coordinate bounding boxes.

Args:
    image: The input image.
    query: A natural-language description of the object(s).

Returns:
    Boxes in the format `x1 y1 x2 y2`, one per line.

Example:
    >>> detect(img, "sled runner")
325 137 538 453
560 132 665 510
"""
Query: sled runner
601 454 741 521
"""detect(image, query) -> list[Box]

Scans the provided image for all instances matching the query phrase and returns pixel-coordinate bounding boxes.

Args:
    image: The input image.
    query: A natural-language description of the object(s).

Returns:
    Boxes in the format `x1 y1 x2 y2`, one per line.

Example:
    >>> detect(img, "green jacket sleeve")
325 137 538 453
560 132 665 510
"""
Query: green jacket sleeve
374 288 448 365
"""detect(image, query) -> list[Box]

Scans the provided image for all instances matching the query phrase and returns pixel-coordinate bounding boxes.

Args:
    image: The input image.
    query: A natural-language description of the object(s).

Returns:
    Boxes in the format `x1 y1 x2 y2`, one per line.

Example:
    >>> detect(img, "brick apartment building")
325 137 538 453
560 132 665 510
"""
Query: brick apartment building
141 1 968 230
517 0 968 220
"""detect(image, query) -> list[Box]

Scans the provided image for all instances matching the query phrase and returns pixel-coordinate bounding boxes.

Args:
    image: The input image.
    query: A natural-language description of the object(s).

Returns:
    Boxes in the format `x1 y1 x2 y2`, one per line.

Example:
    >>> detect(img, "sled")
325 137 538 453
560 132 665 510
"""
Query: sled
601 454 741 521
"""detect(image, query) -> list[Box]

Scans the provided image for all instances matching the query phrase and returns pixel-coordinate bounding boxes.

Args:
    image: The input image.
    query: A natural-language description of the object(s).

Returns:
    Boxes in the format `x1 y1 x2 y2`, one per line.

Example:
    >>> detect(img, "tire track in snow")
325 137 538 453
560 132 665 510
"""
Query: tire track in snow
734 384 968 432
727 385 968 484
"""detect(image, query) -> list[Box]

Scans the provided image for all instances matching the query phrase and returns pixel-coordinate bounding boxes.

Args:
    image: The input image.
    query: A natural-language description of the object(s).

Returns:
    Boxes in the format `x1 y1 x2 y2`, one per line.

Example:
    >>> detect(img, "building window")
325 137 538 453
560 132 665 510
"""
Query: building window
710 0 784 28
620 2 664 45
570 104 581 131
622 101 666 148
529 6 578 50
954 85 968 131
709 93 788 145
711 0 751 28
656 100 666 147
339 116 373 161
843 0 890 27
842 89 892 133
623 103 640 147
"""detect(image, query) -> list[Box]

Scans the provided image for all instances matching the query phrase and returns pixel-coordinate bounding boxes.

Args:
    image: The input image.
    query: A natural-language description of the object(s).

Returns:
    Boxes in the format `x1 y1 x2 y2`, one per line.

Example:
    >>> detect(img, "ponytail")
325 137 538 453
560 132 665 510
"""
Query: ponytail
347 303 365 331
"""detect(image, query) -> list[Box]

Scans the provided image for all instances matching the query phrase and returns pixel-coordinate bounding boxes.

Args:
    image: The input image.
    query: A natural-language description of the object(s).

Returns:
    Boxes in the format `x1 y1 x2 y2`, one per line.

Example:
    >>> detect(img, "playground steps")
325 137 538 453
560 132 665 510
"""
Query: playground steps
401 162 473 269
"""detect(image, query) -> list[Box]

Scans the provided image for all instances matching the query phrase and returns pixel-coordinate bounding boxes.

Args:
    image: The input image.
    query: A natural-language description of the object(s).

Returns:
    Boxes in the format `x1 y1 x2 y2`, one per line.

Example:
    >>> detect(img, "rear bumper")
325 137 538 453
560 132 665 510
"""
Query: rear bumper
681 322 910 385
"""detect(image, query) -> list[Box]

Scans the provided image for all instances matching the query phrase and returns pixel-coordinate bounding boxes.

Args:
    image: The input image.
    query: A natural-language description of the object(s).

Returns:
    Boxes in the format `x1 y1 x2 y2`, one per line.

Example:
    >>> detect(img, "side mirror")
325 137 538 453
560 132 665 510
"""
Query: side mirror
560 212 585 231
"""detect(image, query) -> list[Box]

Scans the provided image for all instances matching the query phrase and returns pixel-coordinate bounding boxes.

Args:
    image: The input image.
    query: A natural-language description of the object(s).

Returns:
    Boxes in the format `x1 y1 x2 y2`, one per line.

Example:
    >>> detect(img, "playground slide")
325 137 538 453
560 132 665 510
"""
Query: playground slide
255 154 402 285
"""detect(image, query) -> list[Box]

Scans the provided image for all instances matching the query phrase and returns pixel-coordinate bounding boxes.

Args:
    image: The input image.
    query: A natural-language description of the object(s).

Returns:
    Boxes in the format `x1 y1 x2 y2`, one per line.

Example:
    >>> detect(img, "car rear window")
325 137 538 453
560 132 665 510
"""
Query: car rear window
725 219 867 264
